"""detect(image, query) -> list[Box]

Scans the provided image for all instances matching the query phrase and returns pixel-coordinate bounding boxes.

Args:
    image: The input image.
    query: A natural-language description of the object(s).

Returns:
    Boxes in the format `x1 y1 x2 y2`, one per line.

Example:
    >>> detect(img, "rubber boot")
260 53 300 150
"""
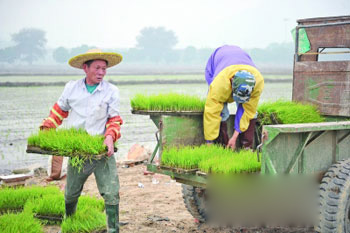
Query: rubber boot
105 204 119 233
65 201 78 217
56 201 78 233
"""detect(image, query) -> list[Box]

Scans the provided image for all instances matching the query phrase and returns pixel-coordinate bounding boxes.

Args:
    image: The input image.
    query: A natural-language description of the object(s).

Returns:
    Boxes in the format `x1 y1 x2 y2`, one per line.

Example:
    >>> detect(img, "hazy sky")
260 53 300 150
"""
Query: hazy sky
0 0 349 50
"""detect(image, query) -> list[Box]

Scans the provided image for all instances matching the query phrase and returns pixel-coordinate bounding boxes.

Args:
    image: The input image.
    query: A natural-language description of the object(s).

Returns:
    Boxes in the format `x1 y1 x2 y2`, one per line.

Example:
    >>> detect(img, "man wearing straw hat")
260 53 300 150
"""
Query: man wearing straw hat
204 45 264 149
40 49 123 232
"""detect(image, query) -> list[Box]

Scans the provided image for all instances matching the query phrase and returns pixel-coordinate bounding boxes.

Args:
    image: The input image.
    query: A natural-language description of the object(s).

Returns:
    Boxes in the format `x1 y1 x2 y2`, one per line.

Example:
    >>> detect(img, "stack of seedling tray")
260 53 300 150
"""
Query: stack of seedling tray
27 128 117 171
131 93 206 115
0 185 107 233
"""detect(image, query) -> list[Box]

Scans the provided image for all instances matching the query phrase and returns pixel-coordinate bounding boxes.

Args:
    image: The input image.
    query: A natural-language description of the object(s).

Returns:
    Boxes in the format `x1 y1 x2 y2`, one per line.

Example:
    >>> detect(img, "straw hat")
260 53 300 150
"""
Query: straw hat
68 48 122 69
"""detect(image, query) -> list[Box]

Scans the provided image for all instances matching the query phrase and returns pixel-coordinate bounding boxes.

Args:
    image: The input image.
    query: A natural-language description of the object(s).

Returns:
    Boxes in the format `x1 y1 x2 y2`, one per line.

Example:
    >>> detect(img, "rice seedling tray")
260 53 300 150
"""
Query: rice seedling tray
147 164 207 188
34 214 62 222
196 171 208 177
159 165 198 174
26 145 117 160
131 109 203 116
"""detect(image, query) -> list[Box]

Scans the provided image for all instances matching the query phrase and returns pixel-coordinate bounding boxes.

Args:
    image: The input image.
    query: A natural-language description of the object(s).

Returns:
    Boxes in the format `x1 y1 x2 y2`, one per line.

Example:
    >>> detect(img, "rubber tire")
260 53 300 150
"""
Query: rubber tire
318 159 350 233
181 184 207 223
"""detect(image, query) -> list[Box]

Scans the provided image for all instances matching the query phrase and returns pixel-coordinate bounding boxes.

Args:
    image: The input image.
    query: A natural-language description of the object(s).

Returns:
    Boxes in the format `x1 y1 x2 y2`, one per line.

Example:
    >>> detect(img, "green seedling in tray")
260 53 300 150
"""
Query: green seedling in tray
199 150 261 174
60 207 106 233
27 128 116 172
131 93 206 112
24 193 104 221
0 212 43 233
257 100 325 125
162 144 260 174
0 186 61 213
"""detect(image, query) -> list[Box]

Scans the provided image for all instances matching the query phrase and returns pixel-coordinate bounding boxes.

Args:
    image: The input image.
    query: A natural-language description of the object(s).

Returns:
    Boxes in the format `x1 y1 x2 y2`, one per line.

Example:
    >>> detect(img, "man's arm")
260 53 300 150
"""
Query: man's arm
104 116 123 156
227 130 239 149
40 103 69 130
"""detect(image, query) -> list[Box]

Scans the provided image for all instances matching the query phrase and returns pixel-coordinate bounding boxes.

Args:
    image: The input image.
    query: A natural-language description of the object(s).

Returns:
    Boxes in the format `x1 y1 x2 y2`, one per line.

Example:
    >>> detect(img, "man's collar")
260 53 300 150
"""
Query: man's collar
81 77 104 91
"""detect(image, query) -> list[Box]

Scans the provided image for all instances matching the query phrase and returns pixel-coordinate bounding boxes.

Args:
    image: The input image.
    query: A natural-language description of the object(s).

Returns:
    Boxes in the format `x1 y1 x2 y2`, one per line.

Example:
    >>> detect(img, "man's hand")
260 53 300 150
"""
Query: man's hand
104 135 114 157
206 140 214 146
227 130 239 150
40 126 50 131
206 142 213 146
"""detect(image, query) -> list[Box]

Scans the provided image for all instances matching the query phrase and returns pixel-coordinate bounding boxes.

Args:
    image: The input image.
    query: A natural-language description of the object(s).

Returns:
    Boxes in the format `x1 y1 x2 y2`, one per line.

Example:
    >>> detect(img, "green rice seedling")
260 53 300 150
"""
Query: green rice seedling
24 194 65 218
27 128 108 157
257 100 325 125
27 128 114 171
161 144 260 174
60 207 106 233
161 144 214 169
77 195 105 212
24 193 104 221
131 93 206 112
0 212 43 233
198 150 261 174
0 186 61 212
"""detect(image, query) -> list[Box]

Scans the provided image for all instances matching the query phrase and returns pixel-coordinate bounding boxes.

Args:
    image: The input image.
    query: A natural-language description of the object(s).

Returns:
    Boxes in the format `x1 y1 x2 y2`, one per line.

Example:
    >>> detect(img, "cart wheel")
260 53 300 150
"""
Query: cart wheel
318 159 350 233
181 184 207 223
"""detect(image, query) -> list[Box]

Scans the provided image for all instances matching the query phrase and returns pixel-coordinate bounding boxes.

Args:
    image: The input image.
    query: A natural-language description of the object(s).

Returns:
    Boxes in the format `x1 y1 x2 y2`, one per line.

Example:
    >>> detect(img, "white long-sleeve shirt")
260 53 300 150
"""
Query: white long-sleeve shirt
57 78 121 136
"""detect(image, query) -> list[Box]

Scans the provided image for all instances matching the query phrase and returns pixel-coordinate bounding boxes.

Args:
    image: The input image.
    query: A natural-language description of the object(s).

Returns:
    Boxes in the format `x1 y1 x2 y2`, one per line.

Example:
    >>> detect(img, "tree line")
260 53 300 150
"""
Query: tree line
0 27 294 66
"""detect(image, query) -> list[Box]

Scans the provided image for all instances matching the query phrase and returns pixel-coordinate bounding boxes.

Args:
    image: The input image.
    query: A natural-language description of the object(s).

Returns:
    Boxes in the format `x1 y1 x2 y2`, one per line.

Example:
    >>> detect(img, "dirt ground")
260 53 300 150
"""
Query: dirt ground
28 163 317 233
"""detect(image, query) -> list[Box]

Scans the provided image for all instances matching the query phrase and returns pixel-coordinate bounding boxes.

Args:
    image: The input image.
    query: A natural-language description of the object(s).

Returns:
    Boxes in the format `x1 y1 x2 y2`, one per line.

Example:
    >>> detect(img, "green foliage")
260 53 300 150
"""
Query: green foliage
77 195 105 212
27 128 107 157
0 186 61 212
24 193 104 218
0 186 105 232
0 212 43 233
257 100 325 125
199 150 261 174
28 128 111 172
61 208 106 233
162 144 212 169
24 194 65 217
131 93 205 112
162 145 261 173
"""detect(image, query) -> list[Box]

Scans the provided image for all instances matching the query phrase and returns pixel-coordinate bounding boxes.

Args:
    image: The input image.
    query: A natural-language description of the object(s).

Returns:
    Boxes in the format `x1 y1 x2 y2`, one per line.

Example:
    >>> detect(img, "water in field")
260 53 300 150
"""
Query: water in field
0 75 292 173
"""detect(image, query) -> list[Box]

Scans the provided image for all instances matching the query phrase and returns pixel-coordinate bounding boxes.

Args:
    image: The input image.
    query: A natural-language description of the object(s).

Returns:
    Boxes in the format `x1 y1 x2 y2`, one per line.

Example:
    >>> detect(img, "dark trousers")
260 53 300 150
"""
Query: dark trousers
214 119 257 149
65 154 120 205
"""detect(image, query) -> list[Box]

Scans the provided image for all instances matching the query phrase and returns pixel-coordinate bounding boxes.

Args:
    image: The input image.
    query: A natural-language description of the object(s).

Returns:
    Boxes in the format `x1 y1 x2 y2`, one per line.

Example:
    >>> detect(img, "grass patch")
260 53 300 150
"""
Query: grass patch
61 208 106 233
162 145 260 173
0 186 61 212
257 100 325 125
0 212 43 233
131 93 205 112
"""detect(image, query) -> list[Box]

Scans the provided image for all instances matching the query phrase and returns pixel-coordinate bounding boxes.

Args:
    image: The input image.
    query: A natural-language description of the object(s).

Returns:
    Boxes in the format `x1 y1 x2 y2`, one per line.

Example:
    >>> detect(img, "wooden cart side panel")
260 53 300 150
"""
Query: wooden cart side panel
160 114 236 149
292 70 350 116
262 122 350 175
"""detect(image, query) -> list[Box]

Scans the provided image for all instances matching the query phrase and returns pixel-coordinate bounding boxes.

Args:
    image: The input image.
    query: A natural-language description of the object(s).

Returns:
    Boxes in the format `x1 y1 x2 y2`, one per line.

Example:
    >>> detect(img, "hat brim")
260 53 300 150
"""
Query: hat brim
68 52 123 69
